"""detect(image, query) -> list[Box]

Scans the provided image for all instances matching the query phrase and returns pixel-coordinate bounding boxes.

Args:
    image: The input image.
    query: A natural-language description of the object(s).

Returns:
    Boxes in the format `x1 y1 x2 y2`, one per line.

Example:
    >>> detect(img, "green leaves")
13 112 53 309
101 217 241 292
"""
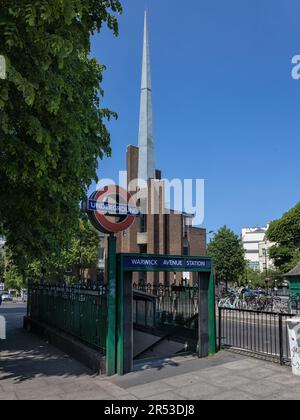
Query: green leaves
0 0 122 271
9 64 37 106
208 226 246 287
267 203 300 273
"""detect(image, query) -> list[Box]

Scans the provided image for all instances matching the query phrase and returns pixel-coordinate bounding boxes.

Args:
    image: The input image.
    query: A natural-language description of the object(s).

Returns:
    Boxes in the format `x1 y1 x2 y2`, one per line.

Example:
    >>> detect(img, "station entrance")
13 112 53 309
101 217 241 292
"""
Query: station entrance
106 251 216 376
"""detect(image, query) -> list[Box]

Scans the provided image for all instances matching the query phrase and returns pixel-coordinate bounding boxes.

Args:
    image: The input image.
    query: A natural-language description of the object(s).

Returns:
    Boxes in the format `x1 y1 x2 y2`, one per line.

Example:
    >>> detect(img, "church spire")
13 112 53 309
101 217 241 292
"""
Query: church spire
138 11 155 185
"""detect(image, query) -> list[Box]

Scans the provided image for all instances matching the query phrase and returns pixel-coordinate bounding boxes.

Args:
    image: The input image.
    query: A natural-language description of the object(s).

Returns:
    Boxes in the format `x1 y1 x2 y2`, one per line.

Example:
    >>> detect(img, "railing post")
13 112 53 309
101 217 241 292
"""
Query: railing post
208 271 217 354
27 282 30 318
218 306 222 351
279 314 284 366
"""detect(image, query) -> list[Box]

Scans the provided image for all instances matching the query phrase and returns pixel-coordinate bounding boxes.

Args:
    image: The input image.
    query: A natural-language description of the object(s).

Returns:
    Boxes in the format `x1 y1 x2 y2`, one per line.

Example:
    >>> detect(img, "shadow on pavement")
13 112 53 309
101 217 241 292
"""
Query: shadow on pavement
0 306 94 384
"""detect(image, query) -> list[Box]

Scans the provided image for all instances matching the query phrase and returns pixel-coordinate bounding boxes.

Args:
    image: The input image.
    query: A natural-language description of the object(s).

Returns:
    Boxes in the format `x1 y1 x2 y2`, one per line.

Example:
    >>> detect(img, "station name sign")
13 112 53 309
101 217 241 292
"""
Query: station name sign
123 256 212 271
86 186 139 234
87 199 140 216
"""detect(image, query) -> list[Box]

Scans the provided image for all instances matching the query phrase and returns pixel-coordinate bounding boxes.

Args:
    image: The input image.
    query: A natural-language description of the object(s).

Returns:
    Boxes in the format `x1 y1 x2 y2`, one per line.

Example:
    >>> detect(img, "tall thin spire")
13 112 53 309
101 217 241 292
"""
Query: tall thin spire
138 11 155 185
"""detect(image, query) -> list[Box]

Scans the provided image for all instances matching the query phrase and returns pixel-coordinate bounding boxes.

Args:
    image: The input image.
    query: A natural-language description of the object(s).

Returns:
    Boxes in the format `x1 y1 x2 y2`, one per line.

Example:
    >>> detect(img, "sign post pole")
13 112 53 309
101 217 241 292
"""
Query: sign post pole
106 234 117 376
85 185 139 376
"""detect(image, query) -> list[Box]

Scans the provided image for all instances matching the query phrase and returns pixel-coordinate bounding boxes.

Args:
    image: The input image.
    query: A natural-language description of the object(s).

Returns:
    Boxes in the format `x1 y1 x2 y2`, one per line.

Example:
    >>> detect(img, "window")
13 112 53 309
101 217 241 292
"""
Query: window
248 261 260 270
140 214 147 233
140 245 147 254
183 238 189 256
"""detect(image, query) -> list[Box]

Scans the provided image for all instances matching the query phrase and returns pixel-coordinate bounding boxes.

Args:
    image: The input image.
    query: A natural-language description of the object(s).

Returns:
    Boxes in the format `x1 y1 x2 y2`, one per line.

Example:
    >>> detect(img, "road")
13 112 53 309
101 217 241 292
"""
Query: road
0 303 27 342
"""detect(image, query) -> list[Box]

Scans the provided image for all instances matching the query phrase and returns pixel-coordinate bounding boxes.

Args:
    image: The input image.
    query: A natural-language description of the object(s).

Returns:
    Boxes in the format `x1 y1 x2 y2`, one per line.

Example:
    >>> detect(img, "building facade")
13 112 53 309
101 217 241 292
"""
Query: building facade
241 227 274 272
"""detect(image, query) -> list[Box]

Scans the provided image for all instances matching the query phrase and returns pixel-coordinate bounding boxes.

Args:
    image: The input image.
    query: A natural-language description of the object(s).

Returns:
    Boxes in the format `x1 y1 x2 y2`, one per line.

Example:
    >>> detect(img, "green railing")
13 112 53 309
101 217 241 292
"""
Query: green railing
27 283 108 354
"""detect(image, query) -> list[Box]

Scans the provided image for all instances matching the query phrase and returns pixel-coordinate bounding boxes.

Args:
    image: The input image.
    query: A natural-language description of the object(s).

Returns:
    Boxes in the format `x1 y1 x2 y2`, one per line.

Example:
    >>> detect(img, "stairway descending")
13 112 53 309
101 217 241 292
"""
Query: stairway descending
135 334 186 360
133 314 199 361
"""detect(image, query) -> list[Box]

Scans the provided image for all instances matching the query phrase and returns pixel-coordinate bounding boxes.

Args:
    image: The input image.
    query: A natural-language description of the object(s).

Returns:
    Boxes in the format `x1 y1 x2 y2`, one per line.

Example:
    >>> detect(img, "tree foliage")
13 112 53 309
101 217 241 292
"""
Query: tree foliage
0 0 122 270
238 268 282 289
2 217 100 285
4 265 26 292
61 217 101 281
0 246 27 291
207 226 246 287
0 248 6 281
267 203 300 273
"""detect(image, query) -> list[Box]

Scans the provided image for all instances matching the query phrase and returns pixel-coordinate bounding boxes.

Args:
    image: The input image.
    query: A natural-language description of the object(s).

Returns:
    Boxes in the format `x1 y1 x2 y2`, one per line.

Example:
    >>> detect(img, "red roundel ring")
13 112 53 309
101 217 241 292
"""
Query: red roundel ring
88 185 136 234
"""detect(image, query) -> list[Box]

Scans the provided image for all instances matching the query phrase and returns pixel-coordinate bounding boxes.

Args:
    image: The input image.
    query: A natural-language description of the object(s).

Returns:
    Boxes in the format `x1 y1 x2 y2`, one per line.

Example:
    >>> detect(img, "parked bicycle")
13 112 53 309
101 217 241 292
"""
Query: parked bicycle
218 287 300 314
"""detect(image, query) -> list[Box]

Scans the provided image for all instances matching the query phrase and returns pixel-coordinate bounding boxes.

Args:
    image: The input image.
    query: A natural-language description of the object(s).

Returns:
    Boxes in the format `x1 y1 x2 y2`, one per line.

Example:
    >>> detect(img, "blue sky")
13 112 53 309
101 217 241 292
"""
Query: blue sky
91 0 300 235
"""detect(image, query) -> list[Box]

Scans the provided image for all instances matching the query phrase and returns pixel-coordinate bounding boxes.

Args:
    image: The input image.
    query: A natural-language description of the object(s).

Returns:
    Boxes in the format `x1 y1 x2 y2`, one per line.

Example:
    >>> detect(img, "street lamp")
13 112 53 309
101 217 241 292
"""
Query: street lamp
206 230 215 246
274 280 278 296
263 242 270 293
263 247 268 277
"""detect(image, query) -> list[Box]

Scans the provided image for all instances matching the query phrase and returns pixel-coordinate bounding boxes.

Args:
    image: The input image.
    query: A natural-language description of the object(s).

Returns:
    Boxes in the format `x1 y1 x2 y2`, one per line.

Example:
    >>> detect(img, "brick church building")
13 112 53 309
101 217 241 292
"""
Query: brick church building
105 12 206 286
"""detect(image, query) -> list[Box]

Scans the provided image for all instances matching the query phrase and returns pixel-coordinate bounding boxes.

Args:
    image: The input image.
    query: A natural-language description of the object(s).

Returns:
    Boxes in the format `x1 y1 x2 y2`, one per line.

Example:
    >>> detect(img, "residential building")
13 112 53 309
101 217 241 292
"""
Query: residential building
258 240 275 273
241 227 274 272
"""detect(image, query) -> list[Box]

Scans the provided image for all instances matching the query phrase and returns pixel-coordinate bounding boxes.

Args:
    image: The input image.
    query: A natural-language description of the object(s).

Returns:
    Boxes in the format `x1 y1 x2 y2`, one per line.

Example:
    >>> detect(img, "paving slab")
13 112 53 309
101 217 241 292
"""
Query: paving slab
237 379 286 399
269 373 300 386
144 391 185 400
62 390 114 401
0 392 18 400
125 381 175 399
205 390 256 401
175 382 226 400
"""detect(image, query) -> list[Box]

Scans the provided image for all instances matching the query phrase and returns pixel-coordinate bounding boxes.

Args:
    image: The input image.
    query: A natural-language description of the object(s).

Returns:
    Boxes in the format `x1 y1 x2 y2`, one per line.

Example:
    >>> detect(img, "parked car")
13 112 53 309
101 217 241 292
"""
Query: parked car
0 292 13 302
21 291 28 302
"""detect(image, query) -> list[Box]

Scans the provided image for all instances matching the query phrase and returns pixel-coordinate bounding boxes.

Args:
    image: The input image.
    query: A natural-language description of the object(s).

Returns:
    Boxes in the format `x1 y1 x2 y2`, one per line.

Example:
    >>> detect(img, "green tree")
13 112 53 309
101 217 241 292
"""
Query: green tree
62 217 101 281
238 268 264 288
0 247 26 291
25 217 101 283
267 203 300 274
238 268 281 289
4 265 26 293
207 226 246 289
0 248 6 281
0 0 122 271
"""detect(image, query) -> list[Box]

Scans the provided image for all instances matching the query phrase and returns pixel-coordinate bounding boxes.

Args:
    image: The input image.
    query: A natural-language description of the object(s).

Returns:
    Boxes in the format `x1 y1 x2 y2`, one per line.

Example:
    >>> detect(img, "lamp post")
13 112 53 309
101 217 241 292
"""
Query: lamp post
206 230 215 245
263 242 270 293
274 279 278 296
263 247 268 277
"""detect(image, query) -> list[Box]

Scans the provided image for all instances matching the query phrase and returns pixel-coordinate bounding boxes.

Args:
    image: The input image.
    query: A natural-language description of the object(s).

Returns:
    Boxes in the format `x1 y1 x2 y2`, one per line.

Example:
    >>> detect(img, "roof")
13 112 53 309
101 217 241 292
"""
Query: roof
285 262 300 277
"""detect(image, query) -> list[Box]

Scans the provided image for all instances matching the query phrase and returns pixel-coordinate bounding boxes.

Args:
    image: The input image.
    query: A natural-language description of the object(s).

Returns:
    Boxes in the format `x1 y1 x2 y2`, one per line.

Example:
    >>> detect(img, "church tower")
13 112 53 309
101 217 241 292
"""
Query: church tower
138 11 155 186
114 12 206 288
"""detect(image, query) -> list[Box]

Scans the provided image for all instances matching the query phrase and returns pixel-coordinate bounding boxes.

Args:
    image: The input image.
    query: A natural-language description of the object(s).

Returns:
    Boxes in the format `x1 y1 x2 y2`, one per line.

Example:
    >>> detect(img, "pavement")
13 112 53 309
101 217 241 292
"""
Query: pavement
1 303 300 400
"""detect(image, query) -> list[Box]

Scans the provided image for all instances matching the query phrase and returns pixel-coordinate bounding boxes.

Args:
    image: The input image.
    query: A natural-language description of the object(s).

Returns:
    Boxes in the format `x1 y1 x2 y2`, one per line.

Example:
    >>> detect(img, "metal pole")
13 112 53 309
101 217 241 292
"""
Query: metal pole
198 272 210 358
209 271 217 354
279 314 284 366
106 234 117 376
218 306 222 351
117 270 133 375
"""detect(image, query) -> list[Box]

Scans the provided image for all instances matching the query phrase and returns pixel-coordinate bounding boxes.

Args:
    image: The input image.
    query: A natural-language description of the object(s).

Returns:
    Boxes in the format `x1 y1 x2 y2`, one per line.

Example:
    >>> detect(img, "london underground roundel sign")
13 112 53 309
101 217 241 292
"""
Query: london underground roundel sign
86 185 140 234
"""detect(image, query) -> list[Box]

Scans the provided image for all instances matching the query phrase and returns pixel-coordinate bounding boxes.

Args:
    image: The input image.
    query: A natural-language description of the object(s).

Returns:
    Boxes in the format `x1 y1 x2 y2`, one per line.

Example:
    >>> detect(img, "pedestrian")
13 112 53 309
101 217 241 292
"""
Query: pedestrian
0 293 2 307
